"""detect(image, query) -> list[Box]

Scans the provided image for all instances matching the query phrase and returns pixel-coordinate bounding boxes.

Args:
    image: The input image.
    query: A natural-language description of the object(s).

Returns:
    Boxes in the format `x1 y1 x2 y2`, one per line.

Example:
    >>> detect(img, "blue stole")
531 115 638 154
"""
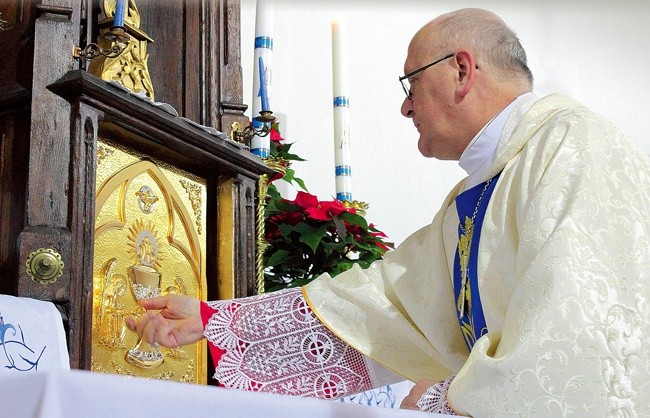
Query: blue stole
453 173 500 352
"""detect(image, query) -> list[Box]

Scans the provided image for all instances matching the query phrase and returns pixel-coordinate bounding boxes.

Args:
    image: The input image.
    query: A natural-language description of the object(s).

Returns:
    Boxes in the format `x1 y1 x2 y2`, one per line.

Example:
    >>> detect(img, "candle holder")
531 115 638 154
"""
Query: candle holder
230 111 277 145
343 200 369 217
74 26 130 60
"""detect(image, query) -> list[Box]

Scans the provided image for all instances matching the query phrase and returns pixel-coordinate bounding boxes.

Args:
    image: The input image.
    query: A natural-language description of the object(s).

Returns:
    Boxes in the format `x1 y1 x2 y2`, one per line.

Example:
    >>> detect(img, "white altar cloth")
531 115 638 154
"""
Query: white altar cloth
0 295 69 373
0 369 454 418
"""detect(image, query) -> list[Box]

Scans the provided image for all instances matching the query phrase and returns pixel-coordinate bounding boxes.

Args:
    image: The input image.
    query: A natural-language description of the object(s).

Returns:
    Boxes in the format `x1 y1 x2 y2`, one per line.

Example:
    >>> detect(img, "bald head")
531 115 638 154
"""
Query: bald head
411 8 533 90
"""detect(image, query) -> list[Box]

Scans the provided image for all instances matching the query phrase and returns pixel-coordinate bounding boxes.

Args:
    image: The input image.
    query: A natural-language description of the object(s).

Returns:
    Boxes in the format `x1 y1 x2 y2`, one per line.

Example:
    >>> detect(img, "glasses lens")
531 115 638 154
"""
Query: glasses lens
400 79 411 99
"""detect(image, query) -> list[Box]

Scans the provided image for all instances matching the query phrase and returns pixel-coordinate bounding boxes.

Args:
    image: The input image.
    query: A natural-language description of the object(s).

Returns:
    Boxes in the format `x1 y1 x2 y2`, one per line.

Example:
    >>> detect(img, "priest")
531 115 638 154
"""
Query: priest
126 8 650 416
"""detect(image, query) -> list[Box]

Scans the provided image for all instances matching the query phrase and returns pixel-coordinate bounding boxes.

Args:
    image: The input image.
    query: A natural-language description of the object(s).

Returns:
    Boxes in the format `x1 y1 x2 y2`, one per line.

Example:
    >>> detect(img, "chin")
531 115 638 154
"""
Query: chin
417 138 437 159
418 137 457 160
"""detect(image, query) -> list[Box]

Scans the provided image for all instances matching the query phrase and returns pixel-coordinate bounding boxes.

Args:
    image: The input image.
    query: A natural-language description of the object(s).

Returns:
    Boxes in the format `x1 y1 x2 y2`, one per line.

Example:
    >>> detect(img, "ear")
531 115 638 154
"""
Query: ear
454 50 476 98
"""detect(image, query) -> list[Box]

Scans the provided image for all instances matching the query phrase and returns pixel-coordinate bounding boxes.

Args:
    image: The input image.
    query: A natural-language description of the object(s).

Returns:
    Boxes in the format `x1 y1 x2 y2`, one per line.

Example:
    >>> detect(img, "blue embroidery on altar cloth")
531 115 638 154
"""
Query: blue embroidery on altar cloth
339 384 397 408
0 312 46 371
453 173 501 352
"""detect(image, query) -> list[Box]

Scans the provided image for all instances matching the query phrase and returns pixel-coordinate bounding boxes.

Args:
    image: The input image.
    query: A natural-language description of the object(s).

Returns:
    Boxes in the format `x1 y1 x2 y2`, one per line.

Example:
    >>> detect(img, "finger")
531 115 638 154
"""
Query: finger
124 316 137 332
399 379 438 410
125 314 148 338
154 324 178 348
138 295 171 311
140 312 167 345
400 395 418 410
158 295 199 320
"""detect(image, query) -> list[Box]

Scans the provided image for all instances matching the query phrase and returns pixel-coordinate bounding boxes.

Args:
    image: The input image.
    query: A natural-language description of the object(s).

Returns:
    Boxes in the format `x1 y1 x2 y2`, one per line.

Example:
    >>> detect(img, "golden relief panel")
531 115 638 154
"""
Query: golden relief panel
92 140 207 384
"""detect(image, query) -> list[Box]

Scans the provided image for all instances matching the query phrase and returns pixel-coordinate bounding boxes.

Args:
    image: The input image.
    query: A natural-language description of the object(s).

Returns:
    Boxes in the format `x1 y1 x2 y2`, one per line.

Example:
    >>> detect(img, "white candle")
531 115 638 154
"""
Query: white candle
251 0 275 158
332 18 352 201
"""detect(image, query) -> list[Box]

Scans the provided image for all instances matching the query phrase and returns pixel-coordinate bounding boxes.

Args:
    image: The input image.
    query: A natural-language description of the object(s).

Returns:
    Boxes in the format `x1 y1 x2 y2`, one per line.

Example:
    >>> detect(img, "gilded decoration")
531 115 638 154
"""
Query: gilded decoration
256 174 271 294
92 139 207 383
179 179 203 235
97 144 115 165
255 157 288 294
88 0 155 99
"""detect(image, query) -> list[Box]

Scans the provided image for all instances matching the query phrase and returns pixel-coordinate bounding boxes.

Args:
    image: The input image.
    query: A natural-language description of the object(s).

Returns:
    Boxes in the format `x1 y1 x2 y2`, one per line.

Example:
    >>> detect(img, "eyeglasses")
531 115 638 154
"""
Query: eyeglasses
399 53 455 100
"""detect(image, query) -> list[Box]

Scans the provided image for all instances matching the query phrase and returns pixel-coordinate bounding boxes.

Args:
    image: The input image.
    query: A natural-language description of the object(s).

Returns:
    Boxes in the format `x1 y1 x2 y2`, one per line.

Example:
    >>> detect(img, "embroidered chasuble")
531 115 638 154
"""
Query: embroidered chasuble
303 94 650 416
202 94 650 417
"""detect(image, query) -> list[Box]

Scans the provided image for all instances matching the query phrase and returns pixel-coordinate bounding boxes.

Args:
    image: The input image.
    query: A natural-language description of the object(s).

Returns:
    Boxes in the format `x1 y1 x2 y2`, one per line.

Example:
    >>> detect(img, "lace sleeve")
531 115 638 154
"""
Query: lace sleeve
416 375 458 415
203 288 374 399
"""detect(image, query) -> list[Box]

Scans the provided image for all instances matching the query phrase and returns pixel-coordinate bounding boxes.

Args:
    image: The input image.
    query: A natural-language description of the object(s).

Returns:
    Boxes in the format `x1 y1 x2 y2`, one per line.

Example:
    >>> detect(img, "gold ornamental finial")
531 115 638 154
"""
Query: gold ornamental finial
104 0 141 28
342 200 369 217
86 0 155 100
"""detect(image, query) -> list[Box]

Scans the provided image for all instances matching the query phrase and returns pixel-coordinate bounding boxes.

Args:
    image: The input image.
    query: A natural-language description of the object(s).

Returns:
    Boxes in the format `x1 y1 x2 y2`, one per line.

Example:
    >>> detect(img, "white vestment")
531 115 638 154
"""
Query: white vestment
304 94 650 416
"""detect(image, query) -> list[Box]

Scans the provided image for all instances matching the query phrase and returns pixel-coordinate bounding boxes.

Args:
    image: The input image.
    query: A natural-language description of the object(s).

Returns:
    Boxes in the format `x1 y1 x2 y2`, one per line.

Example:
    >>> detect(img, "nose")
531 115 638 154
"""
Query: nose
401 97 413 118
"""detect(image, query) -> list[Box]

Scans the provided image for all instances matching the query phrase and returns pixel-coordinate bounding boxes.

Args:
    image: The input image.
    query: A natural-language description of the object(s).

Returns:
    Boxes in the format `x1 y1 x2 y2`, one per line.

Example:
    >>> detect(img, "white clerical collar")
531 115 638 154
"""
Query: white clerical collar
458 92 538 190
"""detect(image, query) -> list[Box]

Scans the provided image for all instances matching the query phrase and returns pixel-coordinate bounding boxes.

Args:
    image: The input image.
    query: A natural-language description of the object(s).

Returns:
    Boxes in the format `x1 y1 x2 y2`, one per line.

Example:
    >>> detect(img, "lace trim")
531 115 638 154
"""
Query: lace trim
416 375 458 415
204 288 373 399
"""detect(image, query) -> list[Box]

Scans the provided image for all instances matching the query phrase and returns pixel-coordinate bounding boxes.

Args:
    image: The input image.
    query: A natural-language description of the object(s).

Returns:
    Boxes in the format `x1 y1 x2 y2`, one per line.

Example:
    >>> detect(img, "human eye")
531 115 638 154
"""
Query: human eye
408 78 418 95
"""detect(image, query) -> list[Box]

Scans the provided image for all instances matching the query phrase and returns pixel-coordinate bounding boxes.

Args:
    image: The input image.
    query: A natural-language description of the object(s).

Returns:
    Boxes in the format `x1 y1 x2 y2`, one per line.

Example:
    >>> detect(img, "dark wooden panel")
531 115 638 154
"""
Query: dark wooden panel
67 106 100 370
0 0 37 89
209 0 249 133
135 0 187 116
0 0 37 296
234 174 257 297
16 0 79 317
184 0 202 123
0 109 30 296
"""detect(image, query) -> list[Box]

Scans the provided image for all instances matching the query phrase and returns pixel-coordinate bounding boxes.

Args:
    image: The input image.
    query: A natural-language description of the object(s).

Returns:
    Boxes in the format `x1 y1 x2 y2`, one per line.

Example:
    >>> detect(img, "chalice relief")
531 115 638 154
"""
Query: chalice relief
125 229 165 368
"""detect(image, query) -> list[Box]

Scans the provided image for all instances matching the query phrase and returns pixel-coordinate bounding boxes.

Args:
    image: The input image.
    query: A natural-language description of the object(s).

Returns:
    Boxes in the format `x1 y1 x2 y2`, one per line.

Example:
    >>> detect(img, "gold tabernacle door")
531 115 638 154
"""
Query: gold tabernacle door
91 139 207 383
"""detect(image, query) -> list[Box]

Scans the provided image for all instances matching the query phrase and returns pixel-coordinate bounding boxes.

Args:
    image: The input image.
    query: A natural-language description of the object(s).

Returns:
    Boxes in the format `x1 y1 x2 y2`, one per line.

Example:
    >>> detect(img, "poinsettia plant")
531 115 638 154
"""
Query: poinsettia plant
263 123 393 293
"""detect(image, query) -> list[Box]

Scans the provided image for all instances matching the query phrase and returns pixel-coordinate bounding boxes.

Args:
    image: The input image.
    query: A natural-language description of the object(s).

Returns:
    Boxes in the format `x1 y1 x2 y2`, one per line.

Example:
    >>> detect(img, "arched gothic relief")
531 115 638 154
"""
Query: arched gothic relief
91 140 207 383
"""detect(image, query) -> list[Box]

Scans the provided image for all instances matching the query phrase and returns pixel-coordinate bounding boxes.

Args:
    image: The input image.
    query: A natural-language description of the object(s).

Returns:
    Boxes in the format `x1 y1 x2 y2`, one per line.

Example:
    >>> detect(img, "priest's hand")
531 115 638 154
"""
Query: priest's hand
400 379 438 410
400 376 456 414
125 294 204 348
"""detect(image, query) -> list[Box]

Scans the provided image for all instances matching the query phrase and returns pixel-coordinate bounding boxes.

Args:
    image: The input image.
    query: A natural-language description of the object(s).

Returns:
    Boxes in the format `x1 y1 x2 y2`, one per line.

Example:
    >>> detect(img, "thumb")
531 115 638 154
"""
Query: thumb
138 295 171 310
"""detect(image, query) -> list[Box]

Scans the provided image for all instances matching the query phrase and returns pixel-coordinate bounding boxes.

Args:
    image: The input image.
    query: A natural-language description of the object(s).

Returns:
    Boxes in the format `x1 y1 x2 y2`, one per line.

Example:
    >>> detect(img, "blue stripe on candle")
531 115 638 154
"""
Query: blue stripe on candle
114 0 126 27
335 165 352 176
251 148 270 158
333 96 350 107
258 56 270 112
255 36 274 50
336 192 352 202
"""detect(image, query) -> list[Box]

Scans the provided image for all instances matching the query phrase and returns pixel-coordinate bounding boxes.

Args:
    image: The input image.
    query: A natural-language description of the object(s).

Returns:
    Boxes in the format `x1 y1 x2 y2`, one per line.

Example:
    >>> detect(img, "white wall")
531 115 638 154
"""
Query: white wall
240 0 650 246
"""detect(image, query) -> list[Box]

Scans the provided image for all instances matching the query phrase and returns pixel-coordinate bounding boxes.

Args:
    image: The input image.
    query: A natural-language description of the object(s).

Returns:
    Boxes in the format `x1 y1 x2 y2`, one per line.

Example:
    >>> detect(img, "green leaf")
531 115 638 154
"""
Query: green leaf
296 223 328 253
267 184 281 201
332 216 348 239
278 222 298 237
281 169 309 192
340 211 368 229
282 151 306 162
280 143 307 161
291 176 309 192
266 249 292 267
